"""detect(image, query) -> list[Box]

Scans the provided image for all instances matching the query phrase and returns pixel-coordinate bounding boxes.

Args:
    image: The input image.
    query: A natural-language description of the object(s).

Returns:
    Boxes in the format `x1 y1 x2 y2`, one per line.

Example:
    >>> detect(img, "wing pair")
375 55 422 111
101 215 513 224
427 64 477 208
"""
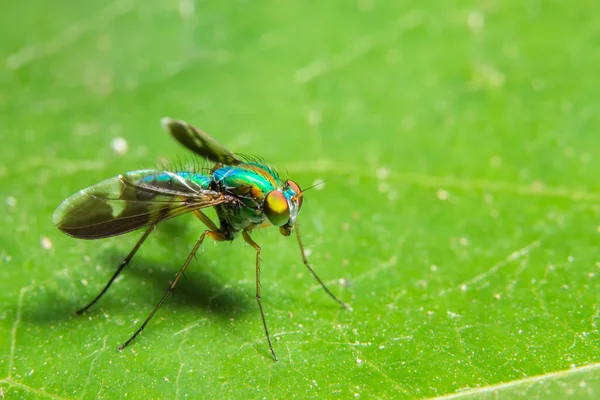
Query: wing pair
53 119 240 239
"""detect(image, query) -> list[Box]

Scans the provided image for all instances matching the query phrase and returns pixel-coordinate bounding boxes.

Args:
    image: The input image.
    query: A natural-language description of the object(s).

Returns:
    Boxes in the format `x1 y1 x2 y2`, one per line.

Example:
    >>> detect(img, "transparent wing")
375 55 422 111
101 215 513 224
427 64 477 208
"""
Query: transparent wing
53 170 235 239
161 117 242 166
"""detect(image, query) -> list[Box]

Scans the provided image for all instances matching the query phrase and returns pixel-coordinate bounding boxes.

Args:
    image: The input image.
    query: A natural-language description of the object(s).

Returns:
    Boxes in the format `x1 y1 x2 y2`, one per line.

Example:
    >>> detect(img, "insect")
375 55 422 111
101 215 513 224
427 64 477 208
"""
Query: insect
53 118 350 361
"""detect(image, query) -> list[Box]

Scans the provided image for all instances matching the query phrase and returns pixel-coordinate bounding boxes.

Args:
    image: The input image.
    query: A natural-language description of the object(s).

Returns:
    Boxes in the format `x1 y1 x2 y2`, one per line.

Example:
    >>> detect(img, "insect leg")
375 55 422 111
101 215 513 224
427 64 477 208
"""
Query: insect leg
294 222 351 310
242 230 278 362
192 209 219 231
76 225 155 315
118 229 228 351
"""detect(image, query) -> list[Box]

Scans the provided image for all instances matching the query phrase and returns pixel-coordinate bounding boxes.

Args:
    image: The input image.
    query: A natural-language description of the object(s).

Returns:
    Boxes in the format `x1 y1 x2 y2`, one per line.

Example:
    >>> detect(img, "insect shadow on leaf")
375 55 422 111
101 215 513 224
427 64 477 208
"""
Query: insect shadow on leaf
26 248 250 326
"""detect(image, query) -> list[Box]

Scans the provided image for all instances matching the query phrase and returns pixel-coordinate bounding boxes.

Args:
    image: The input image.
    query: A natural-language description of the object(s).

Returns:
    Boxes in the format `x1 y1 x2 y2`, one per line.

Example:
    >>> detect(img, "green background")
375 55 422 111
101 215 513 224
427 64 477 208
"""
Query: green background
1 0 600 398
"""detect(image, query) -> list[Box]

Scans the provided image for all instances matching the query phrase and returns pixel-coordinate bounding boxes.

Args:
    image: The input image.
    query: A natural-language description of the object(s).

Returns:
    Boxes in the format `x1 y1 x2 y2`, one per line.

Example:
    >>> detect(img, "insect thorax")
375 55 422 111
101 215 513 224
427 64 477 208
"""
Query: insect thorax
212 163 280 232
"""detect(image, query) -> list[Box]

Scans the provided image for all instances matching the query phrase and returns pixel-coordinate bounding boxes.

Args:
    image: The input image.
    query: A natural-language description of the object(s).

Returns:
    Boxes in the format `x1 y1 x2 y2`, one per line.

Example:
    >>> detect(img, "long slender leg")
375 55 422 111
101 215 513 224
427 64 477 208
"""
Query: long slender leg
76 225 155 315
193 210 219 231
242 230 278 361
118 229 227 351
295 222 351 310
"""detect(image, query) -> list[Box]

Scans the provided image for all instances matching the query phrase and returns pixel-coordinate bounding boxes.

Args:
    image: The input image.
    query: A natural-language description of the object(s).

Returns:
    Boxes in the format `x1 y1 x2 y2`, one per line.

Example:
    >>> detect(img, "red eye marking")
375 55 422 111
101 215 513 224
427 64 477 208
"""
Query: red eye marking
286 180 303 210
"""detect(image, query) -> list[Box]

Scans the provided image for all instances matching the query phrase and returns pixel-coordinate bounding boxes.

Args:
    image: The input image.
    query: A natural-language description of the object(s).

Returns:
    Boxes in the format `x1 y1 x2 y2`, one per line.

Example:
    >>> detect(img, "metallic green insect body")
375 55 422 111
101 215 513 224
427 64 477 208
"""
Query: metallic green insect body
53 118 349 361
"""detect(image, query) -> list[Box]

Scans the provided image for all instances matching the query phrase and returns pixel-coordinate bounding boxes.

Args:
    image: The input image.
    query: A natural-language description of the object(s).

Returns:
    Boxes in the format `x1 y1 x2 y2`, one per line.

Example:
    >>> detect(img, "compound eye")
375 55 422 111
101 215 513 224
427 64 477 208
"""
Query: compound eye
264 190 290 227
286 180 303 210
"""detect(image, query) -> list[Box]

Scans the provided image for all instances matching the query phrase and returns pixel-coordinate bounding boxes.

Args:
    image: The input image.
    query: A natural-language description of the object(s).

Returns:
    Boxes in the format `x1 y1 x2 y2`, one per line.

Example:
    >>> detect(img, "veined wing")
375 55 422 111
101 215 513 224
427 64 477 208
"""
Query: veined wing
161 117 242 165
53 170 235 239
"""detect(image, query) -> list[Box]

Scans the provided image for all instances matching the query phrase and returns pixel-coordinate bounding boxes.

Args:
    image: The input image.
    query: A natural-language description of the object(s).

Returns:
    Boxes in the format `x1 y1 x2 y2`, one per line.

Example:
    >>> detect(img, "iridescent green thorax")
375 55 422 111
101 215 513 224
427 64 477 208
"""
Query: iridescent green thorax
214 163 280 199
213 162 283 231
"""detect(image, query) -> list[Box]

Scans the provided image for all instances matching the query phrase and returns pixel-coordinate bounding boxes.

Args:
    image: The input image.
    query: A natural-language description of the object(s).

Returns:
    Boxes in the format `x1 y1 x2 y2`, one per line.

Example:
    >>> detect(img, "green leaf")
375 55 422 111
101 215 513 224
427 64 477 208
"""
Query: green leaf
2 1 600 399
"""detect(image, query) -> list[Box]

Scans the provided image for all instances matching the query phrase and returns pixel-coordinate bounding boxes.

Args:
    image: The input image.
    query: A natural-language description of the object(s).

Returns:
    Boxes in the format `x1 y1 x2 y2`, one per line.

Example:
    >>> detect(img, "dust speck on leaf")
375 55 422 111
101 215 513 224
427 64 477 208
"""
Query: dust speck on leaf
467 10 485 33
436 189 449 200
41 236 53 250
111 137 128 155
6 196 16 210
339 278 350 287
375 167 390 180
